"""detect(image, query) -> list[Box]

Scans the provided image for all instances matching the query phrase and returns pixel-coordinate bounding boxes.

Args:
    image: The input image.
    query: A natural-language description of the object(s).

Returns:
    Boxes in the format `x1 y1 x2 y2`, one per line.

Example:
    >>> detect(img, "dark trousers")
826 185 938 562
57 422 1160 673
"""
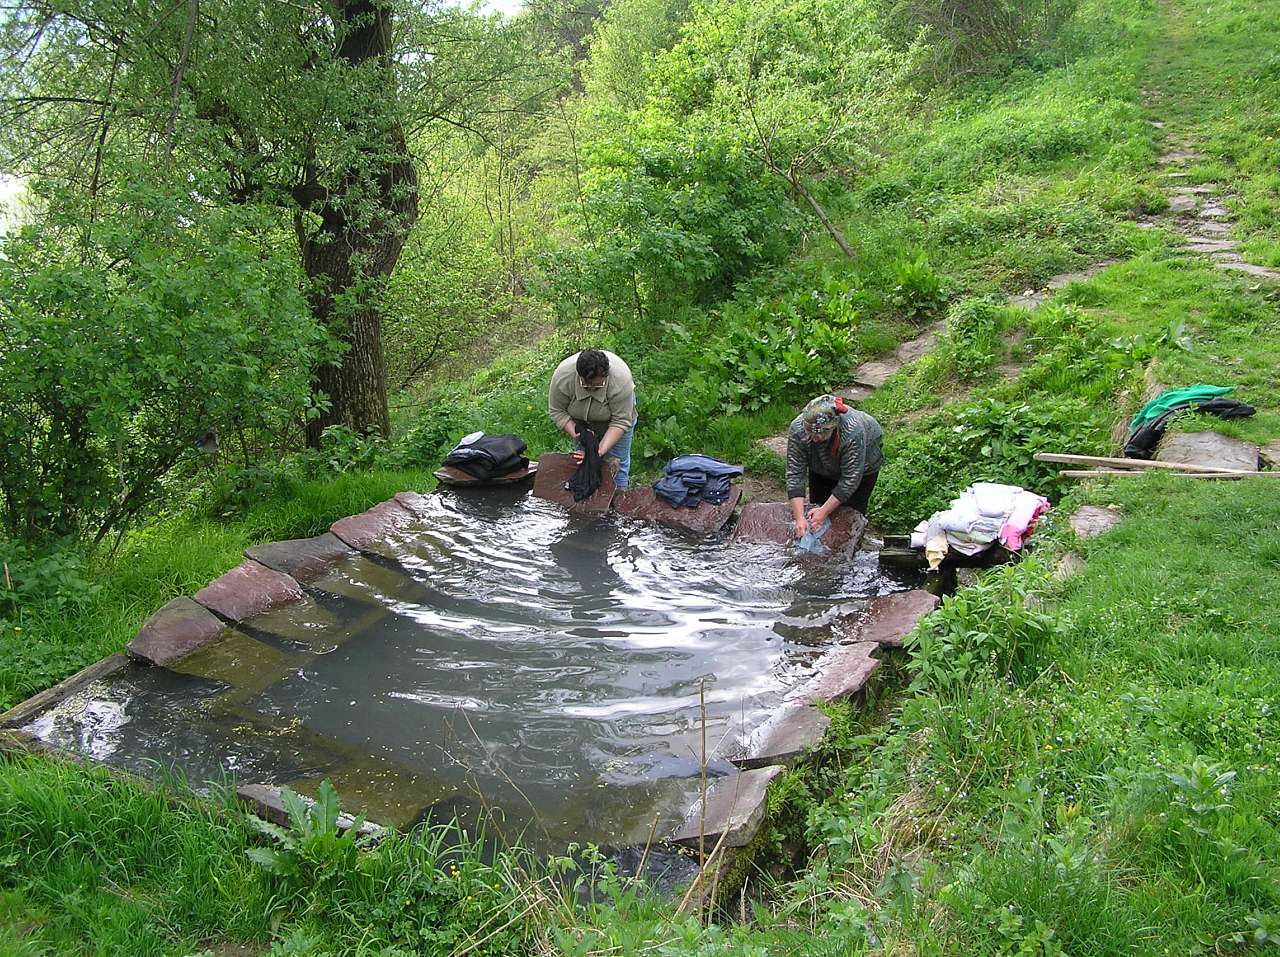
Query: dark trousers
810 470 878 515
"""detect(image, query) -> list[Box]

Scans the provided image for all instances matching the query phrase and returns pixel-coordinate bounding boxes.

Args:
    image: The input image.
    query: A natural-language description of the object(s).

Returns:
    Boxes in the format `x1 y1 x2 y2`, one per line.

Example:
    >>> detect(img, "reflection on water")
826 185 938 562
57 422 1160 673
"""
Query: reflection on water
23 490 916 856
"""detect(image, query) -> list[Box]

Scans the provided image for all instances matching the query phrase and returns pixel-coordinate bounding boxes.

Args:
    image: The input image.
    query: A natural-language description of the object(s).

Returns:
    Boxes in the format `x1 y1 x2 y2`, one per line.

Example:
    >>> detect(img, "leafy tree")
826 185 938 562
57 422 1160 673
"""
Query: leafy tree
0 0 540 444
580 0 692 109
659 0 921 258
0 192 324 542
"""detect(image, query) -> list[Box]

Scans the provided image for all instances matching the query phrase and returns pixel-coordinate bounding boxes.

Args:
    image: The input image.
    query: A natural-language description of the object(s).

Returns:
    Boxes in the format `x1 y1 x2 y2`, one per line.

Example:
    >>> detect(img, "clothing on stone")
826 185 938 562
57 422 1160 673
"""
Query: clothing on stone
785 408 883 504
548 350 637 435
566 419 604 502
442 432 529 480
653 454 743 509
796 517 832 555
1124 387 1256 459
910 483 1050 569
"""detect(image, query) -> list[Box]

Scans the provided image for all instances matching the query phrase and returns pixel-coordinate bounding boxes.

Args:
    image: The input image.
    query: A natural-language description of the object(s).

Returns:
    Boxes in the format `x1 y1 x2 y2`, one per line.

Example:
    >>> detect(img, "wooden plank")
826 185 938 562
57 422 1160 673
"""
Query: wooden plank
0 654 131 729
1035 452 1255 475
1059 469 1272 480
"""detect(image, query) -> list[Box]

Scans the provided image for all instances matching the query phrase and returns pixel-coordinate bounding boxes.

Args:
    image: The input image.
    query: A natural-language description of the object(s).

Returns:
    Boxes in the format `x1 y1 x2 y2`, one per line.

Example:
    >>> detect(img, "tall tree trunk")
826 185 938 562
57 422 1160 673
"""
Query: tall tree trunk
298 0 420 447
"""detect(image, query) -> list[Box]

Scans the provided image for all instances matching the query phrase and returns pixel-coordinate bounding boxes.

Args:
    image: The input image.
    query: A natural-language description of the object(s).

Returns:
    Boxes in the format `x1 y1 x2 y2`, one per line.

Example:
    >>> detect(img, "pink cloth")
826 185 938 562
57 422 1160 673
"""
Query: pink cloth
999 494 1050 551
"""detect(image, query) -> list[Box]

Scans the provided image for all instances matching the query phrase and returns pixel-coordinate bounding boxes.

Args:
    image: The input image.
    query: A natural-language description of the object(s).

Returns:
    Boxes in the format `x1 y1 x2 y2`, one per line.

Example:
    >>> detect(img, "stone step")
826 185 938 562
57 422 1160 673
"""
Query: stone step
670 765 782 849
1156 431 1259 472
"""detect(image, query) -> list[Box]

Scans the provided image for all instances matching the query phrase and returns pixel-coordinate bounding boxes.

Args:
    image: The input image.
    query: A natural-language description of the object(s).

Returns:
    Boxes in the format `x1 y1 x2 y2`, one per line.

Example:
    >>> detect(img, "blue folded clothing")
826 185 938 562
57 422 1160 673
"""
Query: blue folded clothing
796 518 831 555
653 454 742 509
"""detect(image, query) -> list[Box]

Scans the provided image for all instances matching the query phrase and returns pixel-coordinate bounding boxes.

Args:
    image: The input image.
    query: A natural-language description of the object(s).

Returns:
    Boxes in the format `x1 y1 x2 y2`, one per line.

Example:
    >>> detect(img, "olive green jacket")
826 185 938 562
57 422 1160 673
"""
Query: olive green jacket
548 351 636 433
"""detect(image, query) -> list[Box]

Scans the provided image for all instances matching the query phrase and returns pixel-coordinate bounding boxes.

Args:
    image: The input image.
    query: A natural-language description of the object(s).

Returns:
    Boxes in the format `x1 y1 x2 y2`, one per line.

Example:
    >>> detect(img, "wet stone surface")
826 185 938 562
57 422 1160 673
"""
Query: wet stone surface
797 641 880 704
331 498 416 550
531 452 618 515
614 486 742 535
670 765 783 849
128 597 227 667
844 589 940 648
733 703 830 770
732 502 867 550
433 464 536 487
246 533 355 584
194 559 303 623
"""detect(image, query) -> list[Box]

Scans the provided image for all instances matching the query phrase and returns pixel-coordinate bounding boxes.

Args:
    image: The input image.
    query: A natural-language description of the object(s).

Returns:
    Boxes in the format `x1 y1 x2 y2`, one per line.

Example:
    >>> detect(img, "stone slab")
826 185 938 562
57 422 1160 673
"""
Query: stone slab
1217 260 1280 280
330 498 416 550
1053 552 1086 582
1069 505 1123 540
127 596 227 667
670 766 782 849
852 359 899 388
1168 194 1199 214
834 383 876 403
733 704 830 770
392 490 434 516
237 783 384 839
0 654 131 729
166 629 293 694
194 559 303 623
614 486 742 535
531 452 618 516
245 533 355 584
854 589 940 648
731 502 867 551
1261 441 1280 470
1200 202 1229 218
798 641 881 704
432 464 537 487
1156 431 1259 472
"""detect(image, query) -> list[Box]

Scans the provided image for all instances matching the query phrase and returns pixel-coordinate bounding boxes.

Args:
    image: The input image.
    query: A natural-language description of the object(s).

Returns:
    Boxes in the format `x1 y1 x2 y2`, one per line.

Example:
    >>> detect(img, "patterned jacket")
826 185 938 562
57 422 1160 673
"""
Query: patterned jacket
785 409 883 502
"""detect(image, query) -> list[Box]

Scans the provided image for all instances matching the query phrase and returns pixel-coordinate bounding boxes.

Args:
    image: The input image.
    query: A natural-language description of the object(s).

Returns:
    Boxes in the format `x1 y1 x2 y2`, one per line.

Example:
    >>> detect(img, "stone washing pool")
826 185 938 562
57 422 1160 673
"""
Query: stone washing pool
11 484 921 867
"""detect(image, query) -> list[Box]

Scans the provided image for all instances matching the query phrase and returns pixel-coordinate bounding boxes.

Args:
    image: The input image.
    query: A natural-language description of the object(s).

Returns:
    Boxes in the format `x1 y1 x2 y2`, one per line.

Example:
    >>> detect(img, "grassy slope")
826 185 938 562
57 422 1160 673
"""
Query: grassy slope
3 0 1280 952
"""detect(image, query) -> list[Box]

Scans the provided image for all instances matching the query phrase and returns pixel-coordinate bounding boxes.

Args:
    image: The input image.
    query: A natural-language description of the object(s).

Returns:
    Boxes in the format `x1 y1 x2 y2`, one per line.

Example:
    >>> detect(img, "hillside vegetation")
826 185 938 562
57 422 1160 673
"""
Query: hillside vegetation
2 0 1279 952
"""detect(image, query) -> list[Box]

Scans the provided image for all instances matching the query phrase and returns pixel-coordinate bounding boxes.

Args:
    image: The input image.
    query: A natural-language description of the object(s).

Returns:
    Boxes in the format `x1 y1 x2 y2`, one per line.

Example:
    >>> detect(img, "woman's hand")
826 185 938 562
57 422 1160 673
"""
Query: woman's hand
794 516 808 539
808 506 830 531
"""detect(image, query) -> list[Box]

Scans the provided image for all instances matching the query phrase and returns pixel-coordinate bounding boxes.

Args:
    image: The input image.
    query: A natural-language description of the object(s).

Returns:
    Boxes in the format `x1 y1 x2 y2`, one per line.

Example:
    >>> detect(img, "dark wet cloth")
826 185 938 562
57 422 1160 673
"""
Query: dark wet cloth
443 433 529 480
653 455 743 508
566 419 604 501
1123 396 1255 459
811 470 879 515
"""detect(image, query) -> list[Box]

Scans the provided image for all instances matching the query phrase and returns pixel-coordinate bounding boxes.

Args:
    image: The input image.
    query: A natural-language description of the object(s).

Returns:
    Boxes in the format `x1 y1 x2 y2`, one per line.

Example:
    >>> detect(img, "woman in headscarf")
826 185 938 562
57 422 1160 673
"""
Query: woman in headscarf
785 394 883 539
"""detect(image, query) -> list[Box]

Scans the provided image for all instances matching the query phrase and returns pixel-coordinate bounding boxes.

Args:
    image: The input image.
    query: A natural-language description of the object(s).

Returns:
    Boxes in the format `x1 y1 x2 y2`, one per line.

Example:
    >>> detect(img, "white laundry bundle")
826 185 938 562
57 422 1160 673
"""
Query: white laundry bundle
909 482 1050 569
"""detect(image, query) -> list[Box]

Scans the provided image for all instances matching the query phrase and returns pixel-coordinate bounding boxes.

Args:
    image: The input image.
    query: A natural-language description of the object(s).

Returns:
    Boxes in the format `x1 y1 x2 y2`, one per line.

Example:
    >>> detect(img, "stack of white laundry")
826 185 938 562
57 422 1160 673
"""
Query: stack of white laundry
910 482 1050 569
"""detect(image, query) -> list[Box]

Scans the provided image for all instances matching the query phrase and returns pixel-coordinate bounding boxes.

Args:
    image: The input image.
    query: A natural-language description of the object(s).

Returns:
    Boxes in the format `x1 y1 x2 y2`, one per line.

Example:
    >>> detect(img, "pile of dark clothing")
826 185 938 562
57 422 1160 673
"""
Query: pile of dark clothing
442 432 529 481
654 454 743 508
1123 385 1255 459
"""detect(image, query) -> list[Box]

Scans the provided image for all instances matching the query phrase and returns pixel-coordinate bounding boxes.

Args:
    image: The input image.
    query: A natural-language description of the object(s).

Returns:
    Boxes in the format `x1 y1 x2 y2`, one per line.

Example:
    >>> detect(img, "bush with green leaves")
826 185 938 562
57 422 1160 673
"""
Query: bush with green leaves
0 190 327 543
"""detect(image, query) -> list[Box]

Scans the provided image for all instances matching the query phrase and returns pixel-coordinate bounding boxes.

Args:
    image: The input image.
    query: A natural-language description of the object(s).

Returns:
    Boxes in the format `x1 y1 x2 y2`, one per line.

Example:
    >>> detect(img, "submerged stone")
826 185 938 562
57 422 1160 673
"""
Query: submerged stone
614 486 742 535
670 765 783 849
127 597 227 667
194 559 303 623
237 783 384 838
732 502 867 550
330 498 416 550
245 533 355 584
1156 431 1259 472
166 629 294 696
531 452 618 515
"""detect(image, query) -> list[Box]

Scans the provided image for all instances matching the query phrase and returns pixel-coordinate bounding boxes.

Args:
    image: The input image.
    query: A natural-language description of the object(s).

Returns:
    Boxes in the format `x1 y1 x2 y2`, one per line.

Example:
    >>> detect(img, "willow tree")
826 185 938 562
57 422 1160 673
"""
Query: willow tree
0 0 526 443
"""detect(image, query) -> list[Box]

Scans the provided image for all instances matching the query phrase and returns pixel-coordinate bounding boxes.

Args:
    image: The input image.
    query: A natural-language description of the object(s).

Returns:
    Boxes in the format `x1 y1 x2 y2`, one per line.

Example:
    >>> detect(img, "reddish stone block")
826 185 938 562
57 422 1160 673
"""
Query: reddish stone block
330 498 415 550
731 502 867 550
614 486 742 535
670 766 782 849
733 704 830 770
432 464 536 487
799 641 881 704
194 559 303 622
245 533 355 584
854 589 940 648
531 453 617 516
127 597 227 666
